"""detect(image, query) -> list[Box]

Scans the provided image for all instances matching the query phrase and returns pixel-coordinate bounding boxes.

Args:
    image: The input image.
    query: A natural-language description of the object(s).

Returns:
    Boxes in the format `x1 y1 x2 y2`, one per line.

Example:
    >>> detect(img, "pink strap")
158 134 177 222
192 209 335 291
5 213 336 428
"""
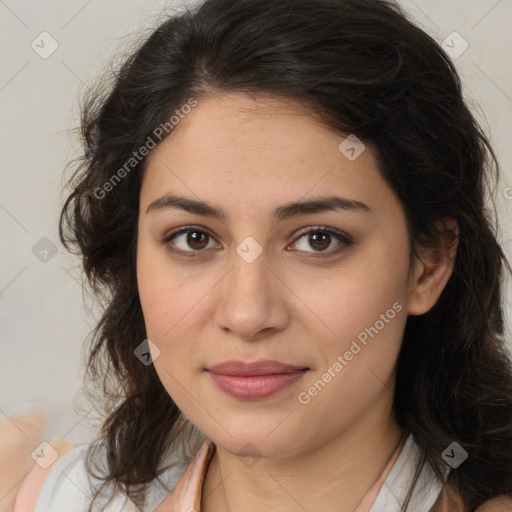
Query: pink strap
14 438 77 512
155 440 215 512
354 434 407 512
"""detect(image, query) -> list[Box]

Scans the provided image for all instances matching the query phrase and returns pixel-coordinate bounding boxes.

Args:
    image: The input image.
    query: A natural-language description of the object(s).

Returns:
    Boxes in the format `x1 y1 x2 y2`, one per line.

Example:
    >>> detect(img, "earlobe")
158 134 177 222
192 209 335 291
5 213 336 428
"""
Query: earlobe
407 219 459 317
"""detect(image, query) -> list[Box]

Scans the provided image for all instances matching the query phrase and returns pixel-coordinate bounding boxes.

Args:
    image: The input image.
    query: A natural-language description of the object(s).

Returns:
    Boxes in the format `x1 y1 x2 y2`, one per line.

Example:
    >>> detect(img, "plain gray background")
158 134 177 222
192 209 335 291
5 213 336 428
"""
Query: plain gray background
1 0 511 445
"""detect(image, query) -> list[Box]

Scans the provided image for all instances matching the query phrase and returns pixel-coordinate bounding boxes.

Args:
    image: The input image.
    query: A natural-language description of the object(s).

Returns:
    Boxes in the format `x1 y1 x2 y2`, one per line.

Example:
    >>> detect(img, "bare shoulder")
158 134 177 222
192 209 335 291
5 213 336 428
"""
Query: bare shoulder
475 495 512 511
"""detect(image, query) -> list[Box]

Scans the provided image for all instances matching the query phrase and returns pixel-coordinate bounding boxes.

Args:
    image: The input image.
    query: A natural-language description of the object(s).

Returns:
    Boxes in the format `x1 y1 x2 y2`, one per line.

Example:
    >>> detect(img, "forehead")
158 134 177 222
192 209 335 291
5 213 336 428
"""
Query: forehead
149 93 339 166
141 93 399 219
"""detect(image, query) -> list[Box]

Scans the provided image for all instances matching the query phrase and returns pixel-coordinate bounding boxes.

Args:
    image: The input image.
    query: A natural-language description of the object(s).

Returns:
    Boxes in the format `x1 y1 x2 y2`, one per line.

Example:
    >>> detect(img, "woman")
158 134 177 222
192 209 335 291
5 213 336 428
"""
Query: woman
14 0 512 510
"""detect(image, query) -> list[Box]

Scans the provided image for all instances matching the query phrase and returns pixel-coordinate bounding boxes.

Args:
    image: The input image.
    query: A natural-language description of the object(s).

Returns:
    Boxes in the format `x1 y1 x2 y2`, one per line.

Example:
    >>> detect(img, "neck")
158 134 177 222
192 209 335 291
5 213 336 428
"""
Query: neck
201 385 406 512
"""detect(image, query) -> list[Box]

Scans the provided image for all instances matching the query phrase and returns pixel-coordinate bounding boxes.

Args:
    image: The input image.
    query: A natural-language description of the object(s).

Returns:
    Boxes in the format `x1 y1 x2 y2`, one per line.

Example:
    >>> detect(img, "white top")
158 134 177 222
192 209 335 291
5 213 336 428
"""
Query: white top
33 432 446 512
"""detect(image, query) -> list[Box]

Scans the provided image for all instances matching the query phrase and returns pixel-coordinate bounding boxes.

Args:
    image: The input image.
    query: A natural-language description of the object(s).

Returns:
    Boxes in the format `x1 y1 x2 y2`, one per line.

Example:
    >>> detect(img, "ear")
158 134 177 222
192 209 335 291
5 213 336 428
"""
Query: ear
407 218 459 316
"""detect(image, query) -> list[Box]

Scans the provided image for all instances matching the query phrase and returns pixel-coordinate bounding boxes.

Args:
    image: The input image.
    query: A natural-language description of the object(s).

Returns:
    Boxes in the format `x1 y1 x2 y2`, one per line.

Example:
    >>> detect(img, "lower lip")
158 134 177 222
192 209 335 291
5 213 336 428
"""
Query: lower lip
207 370 308 400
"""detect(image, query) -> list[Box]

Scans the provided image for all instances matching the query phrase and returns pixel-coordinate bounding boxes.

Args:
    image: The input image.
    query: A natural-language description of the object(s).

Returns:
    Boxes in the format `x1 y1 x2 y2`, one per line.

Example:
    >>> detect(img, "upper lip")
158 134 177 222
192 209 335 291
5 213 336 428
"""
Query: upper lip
207 360 309 376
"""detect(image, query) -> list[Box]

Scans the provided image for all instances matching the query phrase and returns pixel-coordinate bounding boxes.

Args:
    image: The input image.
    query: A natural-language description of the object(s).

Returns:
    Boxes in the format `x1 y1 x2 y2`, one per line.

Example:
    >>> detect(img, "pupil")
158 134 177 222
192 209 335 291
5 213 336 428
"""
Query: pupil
188 231 207 249
310 233 330 251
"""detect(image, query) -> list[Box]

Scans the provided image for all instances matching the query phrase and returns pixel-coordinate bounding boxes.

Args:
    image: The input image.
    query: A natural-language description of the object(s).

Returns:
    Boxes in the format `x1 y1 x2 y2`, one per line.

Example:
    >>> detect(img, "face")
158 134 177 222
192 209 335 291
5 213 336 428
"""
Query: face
136 93 416 458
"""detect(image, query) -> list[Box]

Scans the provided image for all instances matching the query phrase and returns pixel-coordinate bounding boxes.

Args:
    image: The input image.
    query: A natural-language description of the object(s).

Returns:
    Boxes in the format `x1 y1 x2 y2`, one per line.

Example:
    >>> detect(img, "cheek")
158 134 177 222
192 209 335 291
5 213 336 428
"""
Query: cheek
295 271 407 443
136 245 196 400
136 237 215 388
136 247 168 337
136 237 198 338
293 241 410 349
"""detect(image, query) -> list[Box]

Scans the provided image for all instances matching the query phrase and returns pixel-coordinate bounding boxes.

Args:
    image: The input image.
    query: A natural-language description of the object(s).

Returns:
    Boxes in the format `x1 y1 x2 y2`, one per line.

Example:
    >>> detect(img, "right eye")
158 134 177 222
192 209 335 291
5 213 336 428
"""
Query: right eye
161 226 221 256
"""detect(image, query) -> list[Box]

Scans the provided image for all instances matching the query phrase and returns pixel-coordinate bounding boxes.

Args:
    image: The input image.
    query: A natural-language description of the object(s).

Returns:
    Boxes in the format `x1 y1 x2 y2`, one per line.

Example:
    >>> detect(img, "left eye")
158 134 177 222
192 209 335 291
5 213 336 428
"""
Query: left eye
290 228 351 255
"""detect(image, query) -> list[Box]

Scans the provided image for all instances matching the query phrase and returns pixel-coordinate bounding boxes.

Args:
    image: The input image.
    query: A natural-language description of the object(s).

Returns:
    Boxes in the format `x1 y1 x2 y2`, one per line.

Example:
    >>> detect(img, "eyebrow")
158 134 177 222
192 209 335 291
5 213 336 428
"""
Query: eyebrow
145 193 371 223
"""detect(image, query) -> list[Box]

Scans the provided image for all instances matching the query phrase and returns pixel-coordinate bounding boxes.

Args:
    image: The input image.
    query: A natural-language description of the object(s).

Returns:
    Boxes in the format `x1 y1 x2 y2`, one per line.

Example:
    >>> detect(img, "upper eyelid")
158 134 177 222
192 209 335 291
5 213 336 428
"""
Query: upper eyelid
164 225 346 240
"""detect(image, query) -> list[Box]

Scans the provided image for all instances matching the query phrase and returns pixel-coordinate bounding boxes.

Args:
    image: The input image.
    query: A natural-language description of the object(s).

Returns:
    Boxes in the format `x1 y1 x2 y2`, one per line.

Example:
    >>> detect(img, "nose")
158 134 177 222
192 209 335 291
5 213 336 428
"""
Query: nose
213 245 289 340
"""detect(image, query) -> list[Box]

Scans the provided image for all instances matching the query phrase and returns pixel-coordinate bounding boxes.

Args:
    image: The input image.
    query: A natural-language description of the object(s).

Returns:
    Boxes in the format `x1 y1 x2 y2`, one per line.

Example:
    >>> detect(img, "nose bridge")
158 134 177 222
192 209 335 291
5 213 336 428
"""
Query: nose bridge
229 239 270 297
213 237 287 338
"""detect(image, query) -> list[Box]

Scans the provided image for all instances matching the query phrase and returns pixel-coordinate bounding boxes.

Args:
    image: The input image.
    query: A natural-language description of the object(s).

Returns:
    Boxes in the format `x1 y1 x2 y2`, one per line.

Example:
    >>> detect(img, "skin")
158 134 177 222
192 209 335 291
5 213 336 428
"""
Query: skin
475 496 512 512
136 92 458 512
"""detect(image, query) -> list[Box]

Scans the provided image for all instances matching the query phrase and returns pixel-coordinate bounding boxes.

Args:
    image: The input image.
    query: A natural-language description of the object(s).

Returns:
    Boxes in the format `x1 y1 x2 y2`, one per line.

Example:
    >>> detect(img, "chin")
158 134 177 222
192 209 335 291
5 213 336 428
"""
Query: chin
210 427 306 460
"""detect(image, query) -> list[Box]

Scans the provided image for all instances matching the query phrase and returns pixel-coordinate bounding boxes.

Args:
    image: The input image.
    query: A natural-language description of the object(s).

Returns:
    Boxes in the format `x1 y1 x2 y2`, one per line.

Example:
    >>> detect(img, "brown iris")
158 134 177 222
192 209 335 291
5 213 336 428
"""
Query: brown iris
308 232 331 251
187 231 209 250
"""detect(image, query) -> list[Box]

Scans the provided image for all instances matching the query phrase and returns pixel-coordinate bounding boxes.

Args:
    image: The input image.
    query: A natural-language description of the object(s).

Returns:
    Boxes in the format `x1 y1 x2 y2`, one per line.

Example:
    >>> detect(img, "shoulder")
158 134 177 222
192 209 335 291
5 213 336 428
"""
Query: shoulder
14 440 137 512
13 437 83 512
14 437 192 512
475 495 512 511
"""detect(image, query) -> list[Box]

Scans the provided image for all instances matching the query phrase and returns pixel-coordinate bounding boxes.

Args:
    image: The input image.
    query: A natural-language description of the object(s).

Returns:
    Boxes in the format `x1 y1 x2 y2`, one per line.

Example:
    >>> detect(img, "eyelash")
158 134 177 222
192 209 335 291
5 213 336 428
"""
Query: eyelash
160 225 352 259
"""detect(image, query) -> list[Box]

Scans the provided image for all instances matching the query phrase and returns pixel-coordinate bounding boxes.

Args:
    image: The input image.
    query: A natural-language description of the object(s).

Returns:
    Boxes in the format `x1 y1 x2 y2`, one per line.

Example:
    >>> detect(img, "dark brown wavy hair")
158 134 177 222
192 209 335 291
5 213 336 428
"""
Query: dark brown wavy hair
59 0 512 510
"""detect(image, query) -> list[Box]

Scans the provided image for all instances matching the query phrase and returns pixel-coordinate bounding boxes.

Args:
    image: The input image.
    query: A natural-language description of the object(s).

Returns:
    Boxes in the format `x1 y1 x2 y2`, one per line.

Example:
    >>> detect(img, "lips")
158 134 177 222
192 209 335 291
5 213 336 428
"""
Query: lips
206 360 310 400
207 359 309 376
